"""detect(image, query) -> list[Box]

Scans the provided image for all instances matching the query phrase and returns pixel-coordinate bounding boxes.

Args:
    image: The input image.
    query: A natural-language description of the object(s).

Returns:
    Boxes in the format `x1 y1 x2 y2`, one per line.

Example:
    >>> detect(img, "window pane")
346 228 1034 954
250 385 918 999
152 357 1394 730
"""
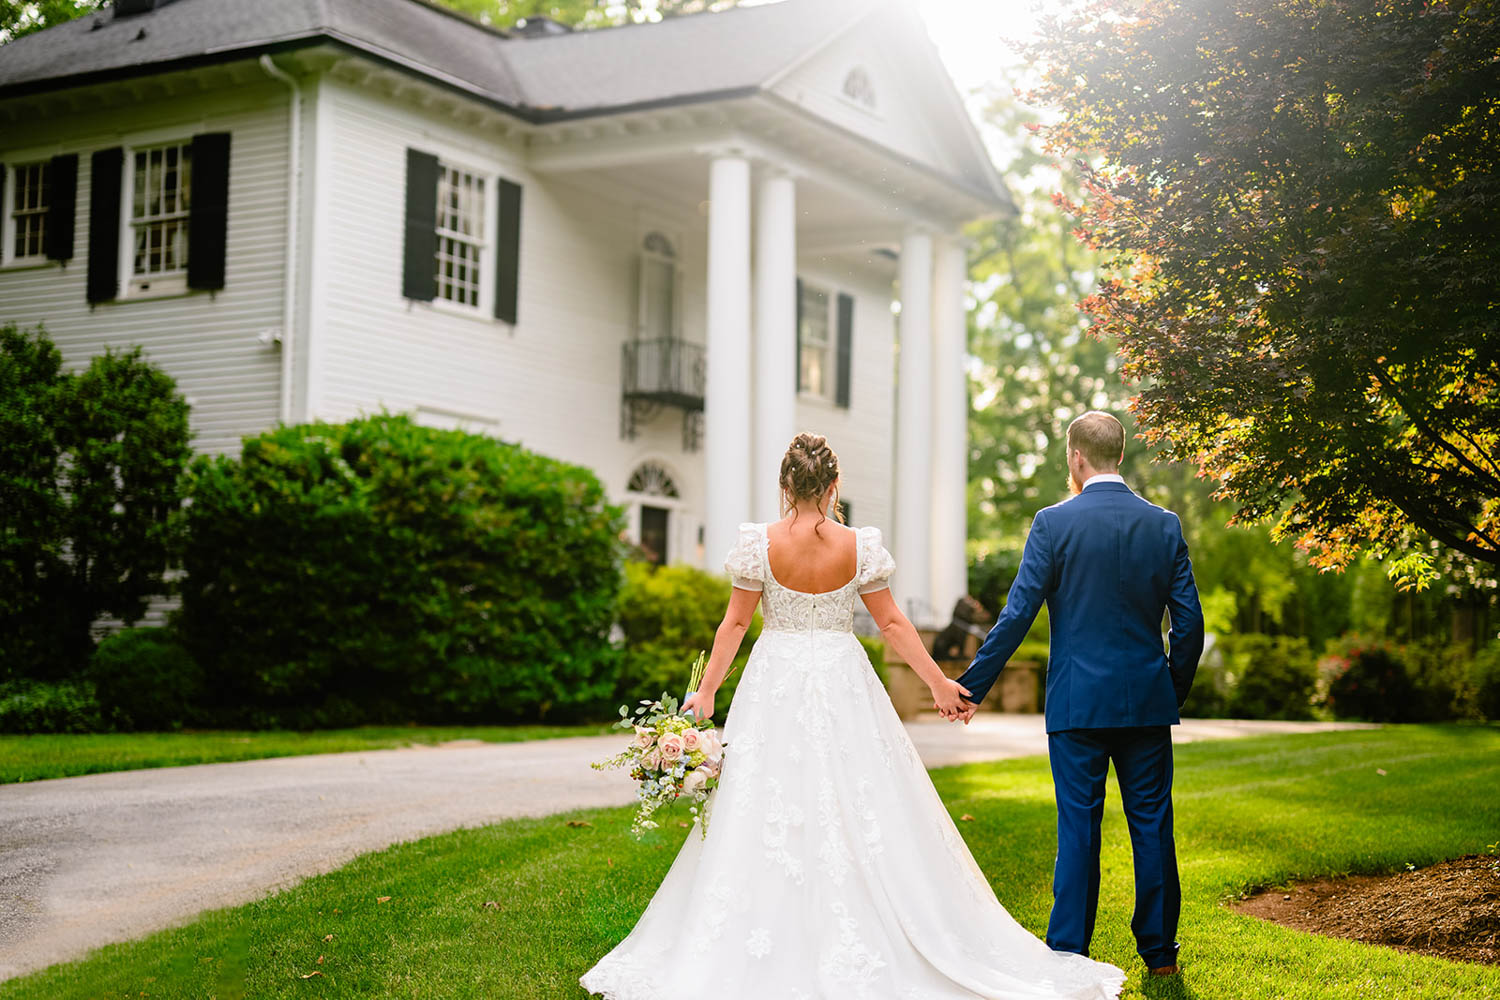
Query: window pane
642 257 674 339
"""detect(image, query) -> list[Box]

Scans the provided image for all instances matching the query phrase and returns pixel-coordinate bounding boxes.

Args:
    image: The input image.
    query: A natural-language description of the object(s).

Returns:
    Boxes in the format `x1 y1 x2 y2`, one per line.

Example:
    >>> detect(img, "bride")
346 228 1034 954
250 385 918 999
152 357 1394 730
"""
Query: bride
581 433 1125 1000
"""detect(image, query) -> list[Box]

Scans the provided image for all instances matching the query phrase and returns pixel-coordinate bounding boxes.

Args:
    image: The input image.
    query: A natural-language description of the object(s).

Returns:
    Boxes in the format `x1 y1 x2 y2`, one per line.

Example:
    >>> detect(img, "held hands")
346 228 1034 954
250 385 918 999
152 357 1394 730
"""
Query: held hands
682 689 715 721
929 677 973 722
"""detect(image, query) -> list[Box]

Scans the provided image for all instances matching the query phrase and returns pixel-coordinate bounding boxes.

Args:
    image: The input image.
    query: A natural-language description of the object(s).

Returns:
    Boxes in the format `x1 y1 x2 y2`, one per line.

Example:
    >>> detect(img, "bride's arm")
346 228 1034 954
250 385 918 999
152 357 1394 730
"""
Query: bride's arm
859 588 970 716
681 586 761 721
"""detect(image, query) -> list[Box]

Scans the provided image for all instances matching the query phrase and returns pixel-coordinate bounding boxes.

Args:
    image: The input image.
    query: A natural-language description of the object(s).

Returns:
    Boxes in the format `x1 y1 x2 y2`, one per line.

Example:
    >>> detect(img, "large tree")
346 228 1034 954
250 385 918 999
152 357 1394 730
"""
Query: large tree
1028 0 1500 588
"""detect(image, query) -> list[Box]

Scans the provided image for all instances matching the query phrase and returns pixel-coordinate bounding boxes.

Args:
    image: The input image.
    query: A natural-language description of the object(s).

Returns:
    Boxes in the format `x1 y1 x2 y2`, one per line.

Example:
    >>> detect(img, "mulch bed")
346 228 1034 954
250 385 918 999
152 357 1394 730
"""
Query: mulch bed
1233 854 1500 965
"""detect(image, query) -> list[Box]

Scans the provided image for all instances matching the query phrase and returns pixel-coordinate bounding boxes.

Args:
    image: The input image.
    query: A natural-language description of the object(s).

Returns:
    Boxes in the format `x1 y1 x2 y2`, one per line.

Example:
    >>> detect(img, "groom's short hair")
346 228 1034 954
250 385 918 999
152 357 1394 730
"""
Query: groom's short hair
1067 411 1125 469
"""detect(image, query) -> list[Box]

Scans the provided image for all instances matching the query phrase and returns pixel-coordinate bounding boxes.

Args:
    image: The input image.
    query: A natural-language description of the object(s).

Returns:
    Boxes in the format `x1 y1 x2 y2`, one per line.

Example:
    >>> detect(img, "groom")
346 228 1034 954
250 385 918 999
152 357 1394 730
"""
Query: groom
949 411 1204 977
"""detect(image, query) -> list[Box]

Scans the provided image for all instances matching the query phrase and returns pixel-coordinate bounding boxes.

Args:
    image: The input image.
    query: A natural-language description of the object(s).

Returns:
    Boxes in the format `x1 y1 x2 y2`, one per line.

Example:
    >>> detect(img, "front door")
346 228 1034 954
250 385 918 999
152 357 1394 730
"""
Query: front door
640 505 669 566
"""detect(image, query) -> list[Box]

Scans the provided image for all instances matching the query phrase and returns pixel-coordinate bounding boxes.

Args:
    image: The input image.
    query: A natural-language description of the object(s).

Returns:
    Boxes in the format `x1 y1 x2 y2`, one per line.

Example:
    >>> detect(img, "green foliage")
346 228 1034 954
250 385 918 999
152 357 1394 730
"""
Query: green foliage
0 324 192 682
0 0 101 44
1225 635 1317 721
1030 0 1500 586
1470 639 1500 722
1317 637 1421 723
613 561 759 709
435 0 739 31
0 676 103 734
173 412 624 727
86 627 204 732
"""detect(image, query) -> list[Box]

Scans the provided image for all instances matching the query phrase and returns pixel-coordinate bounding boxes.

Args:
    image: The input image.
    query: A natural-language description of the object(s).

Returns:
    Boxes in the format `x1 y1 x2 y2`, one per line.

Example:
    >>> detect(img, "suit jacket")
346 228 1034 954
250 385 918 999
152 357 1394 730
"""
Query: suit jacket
956 481 1205 732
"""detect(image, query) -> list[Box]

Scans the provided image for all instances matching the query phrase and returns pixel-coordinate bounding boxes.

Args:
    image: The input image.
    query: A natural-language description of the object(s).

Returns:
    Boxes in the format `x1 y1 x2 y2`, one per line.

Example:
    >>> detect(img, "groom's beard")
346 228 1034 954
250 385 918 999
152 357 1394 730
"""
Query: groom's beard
1068 469 1084 496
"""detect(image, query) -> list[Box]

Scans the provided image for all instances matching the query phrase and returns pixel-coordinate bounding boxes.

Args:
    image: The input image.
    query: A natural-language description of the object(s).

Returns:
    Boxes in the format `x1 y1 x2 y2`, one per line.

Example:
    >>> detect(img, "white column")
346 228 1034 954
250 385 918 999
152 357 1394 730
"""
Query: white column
894 228 934 623
753 170 798 523
704 154 754 569
930 236 969 621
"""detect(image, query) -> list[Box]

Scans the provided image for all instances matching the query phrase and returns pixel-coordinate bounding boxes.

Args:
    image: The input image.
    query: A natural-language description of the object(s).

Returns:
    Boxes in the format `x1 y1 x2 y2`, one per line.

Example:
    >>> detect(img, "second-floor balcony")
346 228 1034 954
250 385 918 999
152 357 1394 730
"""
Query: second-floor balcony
621 337 705 450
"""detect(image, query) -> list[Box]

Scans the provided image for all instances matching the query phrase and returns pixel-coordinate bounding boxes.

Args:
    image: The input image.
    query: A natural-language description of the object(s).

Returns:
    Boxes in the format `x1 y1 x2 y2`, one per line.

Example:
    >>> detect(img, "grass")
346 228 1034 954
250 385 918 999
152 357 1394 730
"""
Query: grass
1 725 1497 999
0 724 614 784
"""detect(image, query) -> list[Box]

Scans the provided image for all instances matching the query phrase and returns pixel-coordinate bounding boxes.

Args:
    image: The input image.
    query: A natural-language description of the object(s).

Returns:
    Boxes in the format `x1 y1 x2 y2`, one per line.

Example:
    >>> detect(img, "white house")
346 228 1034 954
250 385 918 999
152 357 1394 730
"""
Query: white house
0 0 1012 624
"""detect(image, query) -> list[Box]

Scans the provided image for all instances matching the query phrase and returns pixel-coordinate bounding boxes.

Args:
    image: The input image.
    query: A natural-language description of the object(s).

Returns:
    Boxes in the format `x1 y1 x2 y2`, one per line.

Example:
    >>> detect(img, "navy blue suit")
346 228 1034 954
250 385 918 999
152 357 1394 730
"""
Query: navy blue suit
955 480 1204 968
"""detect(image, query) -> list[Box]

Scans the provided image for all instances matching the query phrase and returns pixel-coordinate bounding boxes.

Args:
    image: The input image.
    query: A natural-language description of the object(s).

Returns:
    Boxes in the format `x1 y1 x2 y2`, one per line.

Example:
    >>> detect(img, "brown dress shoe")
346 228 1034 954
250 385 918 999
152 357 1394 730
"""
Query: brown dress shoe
1148 964 1180 976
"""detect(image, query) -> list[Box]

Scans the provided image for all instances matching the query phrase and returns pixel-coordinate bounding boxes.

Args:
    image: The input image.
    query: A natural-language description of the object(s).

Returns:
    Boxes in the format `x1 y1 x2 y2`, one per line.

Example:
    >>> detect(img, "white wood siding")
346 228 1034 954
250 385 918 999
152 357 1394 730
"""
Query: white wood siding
311 79 902 568
0 81 290 457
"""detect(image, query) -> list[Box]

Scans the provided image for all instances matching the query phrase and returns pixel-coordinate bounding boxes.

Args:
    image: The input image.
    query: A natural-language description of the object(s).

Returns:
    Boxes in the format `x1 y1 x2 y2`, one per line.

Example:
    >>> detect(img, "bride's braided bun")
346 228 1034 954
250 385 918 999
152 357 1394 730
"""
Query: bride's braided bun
780 432 844 529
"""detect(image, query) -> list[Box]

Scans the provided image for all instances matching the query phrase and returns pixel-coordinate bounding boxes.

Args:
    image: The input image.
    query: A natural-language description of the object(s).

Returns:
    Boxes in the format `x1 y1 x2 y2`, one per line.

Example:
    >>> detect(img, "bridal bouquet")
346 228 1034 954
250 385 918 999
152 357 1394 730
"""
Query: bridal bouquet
592 651 725 839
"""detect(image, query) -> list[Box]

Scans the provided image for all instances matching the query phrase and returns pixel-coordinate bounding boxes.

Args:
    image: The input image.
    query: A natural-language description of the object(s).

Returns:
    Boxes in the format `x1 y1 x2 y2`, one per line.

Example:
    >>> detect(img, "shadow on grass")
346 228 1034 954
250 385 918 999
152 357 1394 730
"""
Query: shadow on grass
1141 970 1201 1000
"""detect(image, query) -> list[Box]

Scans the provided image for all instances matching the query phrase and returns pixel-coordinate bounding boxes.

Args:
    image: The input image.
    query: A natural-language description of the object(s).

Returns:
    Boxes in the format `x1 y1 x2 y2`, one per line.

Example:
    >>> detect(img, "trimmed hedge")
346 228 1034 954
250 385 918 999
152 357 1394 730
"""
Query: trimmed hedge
614 561 761 710
172 413 624 727
0 677 104 734
87 627 204 731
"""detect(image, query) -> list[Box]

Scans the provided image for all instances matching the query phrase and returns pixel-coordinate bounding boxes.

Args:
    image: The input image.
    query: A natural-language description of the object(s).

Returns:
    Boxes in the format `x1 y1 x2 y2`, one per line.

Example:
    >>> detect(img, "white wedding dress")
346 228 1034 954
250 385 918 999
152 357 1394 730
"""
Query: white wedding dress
581 523 1126 1000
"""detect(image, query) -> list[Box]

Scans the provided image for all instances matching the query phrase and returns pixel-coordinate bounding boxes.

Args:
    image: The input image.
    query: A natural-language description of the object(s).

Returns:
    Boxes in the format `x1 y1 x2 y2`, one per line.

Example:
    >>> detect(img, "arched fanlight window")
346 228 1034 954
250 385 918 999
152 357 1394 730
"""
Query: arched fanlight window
642 231 676 258
627 461 681 499
842 66 876 109
638 231 678 340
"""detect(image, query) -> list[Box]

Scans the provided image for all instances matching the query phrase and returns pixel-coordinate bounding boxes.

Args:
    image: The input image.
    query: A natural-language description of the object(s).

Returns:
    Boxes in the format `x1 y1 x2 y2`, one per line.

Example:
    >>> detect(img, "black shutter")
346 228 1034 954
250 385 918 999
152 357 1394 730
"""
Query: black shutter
794 276 804 393
402 148 439 302
494 178 522 323
44 154 78 262
187 132 231 290
834 291 853 408
0 165 5 253
86 147 124 304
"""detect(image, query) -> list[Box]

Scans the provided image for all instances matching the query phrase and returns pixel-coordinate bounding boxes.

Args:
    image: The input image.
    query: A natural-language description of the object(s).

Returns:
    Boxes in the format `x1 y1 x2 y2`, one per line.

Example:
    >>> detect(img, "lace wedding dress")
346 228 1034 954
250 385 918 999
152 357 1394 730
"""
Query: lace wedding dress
581 523 1126 1000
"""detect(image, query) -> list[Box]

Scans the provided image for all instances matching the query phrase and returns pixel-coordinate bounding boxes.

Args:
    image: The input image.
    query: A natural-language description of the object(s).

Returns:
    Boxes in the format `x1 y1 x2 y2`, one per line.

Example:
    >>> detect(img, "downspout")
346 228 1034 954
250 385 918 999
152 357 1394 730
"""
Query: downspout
260 54 300 425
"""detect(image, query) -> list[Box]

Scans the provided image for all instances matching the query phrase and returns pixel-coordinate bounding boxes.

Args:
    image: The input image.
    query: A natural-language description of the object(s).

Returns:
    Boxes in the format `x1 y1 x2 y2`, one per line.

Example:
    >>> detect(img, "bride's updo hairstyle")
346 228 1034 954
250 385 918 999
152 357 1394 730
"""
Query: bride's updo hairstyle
779 432 844 533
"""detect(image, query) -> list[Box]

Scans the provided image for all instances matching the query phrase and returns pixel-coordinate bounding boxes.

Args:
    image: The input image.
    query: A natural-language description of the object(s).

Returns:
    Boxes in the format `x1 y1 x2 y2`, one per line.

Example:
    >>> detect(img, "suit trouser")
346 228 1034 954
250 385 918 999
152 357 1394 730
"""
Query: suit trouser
1045 725 1181 968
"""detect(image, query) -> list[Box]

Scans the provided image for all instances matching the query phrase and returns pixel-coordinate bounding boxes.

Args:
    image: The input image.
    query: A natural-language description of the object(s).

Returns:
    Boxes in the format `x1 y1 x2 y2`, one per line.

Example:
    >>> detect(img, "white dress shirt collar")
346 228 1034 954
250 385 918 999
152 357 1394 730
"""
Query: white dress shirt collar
1082 473 1126 489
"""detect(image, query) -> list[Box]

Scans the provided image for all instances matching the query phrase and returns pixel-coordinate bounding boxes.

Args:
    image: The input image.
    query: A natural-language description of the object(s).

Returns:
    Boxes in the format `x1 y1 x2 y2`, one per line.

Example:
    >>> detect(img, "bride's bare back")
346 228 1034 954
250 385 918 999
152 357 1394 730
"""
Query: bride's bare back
764 516 858 594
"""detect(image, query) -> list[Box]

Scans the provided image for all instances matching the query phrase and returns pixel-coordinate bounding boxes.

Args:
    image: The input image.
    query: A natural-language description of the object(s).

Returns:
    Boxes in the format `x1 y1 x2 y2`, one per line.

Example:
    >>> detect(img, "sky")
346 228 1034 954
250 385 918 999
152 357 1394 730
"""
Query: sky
915 0 1046 95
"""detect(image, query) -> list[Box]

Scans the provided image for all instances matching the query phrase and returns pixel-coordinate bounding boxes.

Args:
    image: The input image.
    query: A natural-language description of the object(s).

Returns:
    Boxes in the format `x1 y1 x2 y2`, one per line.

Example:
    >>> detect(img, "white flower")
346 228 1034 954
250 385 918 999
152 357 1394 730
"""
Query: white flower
746 927 773 959
699 728 723 762
682 767 709 795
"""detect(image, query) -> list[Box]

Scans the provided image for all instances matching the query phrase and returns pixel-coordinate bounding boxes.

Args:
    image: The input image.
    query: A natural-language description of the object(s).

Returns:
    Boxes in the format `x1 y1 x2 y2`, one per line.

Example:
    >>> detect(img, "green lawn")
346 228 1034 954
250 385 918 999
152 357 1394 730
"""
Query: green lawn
0 724 614 784
2 725 1496 999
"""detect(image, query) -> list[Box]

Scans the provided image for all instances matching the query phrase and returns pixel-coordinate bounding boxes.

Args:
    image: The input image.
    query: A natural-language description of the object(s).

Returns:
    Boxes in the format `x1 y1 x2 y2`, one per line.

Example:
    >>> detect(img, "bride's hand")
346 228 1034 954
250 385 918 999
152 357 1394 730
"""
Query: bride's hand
682 690 715 721
930 677 972 718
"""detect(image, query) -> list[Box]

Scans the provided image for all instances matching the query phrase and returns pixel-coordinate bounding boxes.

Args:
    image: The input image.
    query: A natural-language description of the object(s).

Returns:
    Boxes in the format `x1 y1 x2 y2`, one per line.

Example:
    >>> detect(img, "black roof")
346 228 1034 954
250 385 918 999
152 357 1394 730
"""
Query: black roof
0 0 1005 204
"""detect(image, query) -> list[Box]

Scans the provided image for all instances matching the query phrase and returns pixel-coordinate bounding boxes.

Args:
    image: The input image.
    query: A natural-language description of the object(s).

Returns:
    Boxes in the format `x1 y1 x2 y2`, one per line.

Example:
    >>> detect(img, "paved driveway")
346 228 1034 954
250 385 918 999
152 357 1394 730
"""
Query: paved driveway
0 716 1373 981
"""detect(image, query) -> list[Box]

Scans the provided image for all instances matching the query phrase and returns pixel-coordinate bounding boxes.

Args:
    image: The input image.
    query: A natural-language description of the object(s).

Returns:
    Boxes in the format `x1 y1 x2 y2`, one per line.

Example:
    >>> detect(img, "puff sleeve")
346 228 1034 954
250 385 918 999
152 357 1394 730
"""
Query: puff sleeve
723 522 764 591
856 526 896 594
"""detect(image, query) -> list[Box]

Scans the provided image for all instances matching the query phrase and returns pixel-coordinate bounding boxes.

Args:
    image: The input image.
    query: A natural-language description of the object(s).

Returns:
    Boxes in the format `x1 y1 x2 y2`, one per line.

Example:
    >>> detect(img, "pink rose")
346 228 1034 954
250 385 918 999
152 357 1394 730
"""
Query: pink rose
641 747 662 771
634 726 653 749
658 732 686 761
681 728 703 753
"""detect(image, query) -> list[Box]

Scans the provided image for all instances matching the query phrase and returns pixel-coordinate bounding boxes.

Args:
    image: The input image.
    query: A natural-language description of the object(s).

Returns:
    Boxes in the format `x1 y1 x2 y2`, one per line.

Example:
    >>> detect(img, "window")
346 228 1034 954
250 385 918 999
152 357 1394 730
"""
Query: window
843 66 876 110
798 280 832 398
627 461 681 499
435 163 486 308
129 141 192 292
637 230 677 340
9 161 49 261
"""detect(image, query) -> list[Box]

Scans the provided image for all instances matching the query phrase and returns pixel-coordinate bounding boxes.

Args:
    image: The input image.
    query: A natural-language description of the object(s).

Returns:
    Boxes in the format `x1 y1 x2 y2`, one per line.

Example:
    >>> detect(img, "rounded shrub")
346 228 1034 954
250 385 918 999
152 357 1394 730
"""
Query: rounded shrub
1473 639 1500 722
1225 634 1317 720
86 627 204 731
173 412 624 727
614 561 760 711
1318 637 1419 722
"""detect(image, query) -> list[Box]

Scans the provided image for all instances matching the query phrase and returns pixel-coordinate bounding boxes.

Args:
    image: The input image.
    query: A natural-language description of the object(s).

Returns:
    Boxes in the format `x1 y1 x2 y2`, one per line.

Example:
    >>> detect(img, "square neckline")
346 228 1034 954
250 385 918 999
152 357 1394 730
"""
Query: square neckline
760 521 860 597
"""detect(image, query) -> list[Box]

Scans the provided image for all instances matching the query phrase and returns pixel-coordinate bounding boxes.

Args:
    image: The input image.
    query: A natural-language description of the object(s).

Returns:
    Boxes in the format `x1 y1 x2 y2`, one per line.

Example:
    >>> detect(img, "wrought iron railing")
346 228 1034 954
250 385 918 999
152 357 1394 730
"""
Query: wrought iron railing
621 337 706 450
